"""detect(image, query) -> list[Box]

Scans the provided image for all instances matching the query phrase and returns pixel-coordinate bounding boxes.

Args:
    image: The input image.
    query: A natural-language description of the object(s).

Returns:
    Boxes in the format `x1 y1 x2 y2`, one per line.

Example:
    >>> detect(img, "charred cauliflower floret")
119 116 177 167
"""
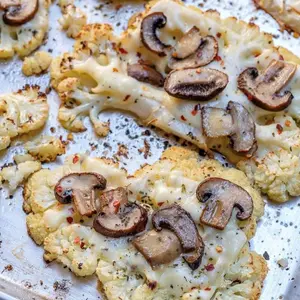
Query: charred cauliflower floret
0 0 51 58
24 136 66 162
0 85 49 151
58 0 87 38
44 224 104 276
22 51 52 76
0 160 41 190
238 116 300 202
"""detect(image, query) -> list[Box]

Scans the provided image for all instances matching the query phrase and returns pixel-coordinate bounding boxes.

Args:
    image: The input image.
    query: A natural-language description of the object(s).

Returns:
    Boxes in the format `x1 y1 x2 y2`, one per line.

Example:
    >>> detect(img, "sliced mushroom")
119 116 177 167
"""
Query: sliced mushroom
201 107 233 138
227 101 256 153
141 12 170 56
98 187 128 214
168 35 218 70
152 204 204 270
54 172 107 217
93 202 148 238
2 0 39 26
238 60 296 111
127 63 164 87
196 178 253 230
164 68 228 101
132 229 182 268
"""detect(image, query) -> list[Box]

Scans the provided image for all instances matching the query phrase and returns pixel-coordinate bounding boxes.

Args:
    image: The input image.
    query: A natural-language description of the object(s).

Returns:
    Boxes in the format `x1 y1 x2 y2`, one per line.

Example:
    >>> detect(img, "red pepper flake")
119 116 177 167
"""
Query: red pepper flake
204 264 215 271
56 185 62 193
181 115 187 121
191 104 201 116
246 93 254 101
123 95 130 101
215 55 221 62
157 202 164 207
73 155 79 164
279 55 284 61
119 47 128 54
285 120 291 127
216 32 222 38
148 281 157 290
74 237 80 244
204 287 212 291
80 241 85 249
276 124 283 134
66 217 73 224
112 200 120 212
113 68 119 72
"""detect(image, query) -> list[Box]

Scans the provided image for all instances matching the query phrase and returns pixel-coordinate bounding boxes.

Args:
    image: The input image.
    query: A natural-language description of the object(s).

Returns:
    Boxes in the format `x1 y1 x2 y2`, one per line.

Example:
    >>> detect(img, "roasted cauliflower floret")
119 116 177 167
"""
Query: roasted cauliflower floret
44 224 104 276
58 0 87 38
24 136 66 162
0 85 49 151
0 0 51 58
22 51 52 76
0 160 41 190
238 116 300 202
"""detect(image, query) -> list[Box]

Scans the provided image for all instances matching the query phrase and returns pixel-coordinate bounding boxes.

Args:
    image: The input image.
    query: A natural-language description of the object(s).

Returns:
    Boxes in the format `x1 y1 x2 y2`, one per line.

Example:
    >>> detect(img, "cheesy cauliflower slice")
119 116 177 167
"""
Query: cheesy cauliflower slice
254 0 300 34
0 85 49 151
40 147 266 299
22 51 52 76
0 160 41 190
24 154 128 244
0 0 51 58
24 136 66 162
50 0 300 202
58 0 87 38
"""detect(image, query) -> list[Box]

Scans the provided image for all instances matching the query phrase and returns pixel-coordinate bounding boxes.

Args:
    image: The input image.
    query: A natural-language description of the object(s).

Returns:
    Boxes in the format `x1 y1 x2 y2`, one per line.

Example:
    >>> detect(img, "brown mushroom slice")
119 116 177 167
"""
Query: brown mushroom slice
196 177 253 230
127 63 164 87
98 187 128 214
201 107 233 138
152 204 204 270
164 68 228 101
227 101 256 153
140 12 170 56
2 0 39 26
93 203 148 238
238 60 296 111
54 172 107 217
132 229 182 268
169 36 218 70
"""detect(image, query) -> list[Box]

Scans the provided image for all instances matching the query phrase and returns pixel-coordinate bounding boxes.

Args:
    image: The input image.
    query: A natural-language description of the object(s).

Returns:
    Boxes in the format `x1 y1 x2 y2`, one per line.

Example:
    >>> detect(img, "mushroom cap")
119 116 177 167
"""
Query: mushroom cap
196 177 253 230
164 68 228 101
132 229 182 269
54 172 107 217
127 63 164 87
2 0 39 26
93 202 148 238
168 35 218 70
152 204 204 270
140 12 170 56
237 60 296 111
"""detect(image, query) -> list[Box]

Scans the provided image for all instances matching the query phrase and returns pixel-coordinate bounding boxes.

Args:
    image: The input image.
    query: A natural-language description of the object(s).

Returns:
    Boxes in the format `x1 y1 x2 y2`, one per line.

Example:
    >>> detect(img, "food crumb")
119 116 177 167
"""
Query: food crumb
1 264 13 273
277 258 288 269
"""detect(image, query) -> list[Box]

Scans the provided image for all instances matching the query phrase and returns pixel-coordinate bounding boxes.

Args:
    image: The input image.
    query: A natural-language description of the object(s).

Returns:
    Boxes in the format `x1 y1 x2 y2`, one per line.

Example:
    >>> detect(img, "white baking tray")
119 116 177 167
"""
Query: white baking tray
1 0 300 299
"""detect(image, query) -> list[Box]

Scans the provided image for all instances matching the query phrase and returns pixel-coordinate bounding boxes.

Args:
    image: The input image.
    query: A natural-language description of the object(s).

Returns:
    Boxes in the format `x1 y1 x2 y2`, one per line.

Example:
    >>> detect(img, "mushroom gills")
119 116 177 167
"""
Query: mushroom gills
54 172 107 216
2 0 39 26
168 34 218 70
238 60 296 111
132 229 182 269
164 68 228 101
196 177 253 230
152 204 204 270
140 12 170 56
127 63 164 87
93 202 148 238
98 187 128 214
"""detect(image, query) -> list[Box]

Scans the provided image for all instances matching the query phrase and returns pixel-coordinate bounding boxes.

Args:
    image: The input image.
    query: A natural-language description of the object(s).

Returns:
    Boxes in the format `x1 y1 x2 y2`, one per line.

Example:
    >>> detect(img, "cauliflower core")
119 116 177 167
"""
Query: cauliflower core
50 0 300 202
0 0 51 58
22 51 52 76
24 136 66 162
58 0 87 38
0 85 49 151
25 147 267 299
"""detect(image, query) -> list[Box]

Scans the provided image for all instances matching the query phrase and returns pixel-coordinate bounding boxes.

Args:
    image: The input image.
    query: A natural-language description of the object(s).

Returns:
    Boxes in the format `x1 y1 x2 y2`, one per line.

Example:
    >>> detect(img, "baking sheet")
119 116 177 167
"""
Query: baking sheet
1 0 300 299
